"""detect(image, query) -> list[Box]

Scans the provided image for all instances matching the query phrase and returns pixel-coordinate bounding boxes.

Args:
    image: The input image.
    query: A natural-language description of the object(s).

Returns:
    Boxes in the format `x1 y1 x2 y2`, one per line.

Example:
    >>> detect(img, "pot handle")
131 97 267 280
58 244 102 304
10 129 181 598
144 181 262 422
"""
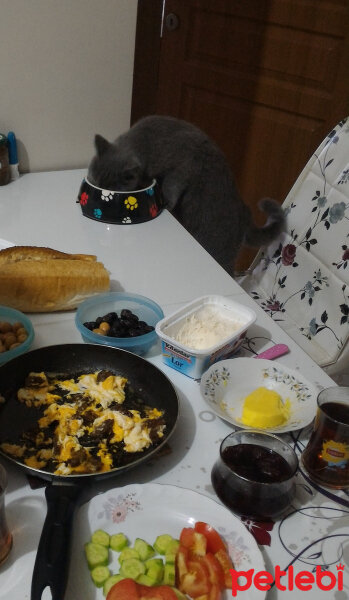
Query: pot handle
31 481 83 600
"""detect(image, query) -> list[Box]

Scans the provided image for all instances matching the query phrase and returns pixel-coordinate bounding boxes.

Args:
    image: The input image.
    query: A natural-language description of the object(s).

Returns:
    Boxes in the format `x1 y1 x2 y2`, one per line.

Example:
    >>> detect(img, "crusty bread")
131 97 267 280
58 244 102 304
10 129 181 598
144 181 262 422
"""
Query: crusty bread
0 246 110 312
0 246 97 265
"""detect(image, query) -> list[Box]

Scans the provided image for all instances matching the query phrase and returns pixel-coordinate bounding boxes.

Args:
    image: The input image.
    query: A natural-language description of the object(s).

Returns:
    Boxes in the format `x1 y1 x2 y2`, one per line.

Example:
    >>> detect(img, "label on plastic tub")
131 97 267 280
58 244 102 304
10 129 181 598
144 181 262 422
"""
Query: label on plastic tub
160 341 206 379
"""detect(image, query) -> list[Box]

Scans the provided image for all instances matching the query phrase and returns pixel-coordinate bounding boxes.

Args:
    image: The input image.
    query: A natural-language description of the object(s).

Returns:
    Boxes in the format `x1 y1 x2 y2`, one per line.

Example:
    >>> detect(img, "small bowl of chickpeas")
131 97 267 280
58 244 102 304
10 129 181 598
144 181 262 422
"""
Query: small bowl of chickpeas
0 306 35 366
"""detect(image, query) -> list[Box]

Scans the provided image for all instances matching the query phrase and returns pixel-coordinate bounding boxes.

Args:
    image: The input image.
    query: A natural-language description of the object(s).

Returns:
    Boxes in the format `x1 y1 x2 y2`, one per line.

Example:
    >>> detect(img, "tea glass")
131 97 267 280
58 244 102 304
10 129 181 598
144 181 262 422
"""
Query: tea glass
211 430 298 521
302 387 349 489
0 462 12 565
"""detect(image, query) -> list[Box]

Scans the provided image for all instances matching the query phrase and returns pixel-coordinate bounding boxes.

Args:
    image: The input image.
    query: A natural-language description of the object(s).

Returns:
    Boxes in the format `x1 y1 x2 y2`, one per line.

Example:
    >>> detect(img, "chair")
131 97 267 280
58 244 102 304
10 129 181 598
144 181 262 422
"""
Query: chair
239 117 349 384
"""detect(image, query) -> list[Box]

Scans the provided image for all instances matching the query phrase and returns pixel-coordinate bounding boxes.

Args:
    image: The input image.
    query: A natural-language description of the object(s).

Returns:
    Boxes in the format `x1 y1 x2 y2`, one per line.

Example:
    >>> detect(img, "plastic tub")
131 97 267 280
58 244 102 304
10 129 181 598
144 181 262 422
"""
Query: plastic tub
0 306 35 366
155 295 256 379
75 292 164 356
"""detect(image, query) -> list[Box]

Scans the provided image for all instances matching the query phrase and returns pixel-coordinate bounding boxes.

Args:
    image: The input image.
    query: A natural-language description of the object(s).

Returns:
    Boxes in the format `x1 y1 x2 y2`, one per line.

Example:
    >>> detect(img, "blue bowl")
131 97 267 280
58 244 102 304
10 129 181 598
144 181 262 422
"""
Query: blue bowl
0 306 35 366
75 292 164 356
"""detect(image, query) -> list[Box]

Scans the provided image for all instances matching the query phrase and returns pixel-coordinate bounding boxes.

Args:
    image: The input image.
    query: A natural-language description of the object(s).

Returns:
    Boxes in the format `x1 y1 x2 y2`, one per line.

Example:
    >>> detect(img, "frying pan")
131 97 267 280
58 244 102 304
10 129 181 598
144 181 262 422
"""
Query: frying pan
0 344 179 600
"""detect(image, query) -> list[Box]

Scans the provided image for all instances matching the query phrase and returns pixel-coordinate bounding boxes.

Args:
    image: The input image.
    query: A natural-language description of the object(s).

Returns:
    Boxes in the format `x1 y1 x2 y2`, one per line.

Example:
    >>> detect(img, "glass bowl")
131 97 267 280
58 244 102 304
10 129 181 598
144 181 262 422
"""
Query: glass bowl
211 429 298 521
0 306 35 366
75 292 164 356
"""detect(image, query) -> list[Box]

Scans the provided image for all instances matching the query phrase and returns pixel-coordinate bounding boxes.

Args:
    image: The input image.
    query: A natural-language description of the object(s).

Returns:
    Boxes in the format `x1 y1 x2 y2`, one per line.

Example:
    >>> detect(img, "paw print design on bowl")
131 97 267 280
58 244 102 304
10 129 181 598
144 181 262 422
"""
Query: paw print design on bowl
80 192 88 206
77 178 163 224
149 203 159 218
124 196 138 211
101 190 114 202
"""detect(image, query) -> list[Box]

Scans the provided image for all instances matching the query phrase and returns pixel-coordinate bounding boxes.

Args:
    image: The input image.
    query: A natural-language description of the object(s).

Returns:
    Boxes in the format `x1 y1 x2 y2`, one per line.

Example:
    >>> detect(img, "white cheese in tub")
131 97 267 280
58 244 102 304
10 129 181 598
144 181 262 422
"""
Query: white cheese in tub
171 304 244 350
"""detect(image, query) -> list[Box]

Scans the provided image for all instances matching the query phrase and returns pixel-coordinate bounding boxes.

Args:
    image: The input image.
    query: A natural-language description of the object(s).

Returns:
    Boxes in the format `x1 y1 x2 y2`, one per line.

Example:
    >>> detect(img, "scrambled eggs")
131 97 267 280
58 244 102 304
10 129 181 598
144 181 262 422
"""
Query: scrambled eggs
0 370 166 475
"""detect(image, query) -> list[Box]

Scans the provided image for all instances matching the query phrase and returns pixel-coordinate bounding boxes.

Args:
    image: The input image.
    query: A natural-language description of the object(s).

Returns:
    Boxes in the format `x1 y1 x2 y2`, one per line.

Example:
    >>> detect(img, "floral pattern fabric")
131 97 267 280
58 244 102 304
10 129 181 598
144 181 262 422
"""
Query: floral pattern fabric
241 117 349 373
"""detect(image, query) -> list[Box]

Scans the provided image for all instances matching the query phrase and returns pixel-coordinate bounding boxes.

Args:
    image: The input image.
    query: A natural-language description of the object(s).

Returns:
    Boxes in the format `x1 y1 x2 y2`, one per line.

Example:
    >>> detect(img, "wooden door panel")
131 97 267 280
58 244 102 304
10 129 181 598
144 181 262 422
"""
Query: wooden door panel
132 0 349 271
181 85 323 209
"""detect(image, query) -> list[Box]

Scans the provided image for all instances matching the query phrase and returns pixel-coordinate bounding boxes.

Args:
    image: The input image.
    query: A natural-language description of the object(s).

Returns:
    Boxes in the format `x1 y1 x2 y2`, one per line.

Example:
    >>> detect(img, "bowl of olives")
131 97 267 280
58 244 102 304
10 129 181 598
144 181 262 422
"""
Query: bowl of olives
75 292 164 356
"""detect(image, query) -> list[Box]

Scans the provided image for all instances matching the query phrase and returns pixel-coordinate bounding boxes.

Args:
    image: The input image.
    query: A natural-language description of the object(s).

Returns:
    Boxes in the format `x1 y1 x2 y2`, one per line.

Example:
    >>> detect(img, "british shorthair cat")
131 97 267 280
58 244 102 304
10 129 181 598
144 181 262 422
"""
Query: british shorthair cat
88 115 284 276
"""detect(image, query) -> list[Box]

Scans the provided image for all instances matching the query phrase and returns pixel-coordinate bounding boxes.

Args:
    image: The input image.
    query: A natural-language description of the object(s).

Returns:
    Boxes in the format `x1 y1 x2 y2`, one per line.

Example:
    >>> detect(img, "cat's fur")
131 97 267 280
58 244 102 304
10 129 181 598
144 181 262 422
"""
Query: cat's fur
88 115 284 276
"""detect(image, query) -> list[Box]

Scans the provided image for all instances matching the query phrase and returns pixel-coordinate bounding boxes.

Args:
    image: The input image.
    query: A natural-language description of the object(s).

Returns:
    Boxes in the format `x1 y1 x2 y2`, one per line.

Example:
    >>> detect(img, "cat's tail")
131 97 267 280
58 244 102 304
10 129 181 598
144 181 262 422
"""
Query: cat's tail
244 198 285 247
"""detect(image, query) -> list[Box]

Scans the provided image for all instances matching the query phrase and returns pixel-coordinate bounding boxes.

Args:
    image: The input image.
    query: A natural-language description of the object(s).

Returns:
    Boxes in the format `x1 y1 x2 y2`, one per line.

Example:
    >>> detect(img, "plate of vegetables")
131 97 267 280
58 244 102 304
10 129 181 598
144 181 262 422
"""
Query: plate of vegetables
65 483 265 599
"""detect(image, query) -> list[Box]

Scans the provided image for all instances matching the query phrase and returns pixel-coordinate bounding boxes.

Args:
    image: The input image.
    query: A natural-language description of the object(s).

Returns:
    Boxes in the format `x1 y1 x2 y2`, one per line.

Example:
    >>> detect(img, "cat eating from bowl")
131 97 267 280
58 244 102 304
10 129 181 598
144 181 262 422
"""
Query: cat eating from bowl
87 115 284 277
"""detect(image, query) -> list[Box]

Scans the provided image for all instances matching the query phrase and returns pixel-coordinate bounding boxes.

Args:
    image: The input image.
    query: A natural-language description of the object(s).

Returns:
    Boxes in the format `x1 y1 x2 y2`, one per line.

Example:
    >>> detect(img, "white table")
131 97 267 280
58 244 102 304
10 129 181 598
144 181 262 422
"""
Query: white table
0 170 348 600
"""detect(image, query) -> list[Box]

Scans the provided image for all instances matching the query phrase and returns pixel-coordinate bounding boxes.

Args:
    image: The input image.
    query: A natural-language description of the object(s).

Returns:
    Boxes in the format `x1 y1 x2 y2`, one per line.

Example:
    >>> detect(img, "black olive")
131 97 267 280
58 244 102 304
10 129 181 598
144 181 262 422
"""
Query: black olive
121 309 137 320
128 328 140 337
102 312 118 324
121 318 133 329
83 321 96 331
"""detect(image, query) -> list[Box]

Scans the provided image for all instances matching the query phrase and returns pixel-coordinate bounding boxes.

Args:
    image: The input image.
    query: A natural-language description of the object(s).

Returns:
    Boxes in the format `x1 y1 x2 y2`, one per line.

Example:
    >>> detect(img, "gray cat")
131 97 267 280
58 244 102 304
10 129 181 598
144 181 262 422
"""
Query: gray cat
88 115 284 276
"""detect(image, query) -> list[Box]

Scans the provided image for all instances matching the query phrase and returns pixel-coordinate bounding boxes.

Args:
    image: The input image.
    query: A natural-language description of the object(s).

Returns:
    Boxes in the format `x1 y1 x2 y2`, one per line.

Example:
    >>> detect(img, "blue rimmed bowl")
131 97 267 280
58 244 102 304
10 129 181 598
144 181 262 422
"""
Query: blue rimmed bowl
75 292 164 356
0 306 35 366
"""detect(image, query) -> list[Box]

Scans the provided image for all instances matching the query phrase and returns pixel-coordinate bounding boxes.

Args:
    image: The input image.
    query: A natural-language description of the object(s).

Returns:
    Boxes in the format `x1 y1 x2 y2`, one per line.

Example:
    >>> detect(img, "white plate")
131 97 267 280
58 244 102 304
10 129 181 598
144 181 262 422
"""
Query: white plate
65 483 265 600
200 358 318 433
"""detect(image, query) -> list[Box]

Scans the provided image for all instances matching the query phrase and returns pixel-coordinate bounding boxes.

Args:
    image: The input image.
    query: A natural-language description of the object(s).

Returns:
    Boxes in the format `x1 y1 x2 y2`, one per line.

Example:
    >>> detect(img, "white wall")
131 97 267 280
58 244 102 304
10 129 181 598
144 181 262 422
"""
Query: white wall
0 0 138 172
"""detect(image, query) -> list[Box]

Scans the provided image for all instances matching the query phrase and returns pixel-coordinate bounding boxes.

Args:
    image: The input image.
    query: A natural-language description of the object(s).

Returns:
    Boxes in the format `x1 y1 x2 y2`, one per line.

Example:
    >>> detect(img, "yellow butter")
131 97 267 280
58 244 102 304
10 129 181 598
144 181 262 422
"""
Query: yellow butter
241 386 290 428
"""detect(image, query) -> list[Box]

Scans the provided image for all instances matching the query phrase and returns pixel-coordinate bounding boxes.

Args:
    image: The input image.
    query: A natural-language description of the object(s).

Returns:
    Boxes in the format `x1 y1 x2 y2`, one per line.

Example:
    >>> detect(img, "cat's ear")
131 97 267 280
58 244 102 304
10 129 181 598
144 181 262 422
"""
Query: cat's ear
94 134 111 156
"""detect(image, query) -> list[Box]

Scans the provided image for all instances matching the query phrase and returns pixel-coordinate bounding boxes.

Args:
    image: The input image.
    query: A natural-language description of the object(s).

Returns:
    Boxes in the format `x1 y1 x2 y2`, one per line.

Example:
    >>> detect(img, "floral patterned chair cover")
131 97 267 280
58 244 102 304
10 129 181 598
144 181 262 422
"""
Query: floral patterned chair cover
240 117 349 384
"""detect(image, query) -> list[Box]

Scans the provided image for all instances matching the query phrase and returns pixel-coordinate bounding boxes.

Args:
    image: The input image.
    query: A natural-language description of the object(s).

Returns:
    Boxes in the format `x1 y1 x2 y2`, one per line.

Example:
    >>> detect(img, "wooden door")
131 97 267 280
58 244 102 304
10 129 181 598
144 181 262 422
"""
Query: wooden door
132 0 349 271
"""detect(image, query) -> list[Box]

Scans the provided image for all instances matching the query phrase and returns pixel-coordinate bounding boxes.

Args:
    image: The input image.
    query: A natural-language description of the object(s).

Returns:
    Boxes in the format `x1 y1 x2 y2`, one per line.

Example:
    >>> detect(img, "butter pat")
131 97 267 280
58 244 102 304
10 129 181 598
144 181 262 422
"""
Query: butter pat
241 387 290 428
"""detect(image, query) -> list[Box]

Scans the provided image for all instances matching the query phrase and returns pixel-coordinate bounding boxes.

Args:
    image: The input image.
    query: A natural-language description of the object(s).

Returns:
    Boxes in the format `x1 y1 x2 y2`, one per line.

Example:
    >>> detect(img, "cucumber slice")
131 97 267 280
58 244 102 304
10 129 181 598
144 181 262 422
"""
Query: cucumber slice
153 534 175 555
84 542 109 569
134 538 155 561
136 573 155 586
163 563 176 586
110 533 129 552
146 562 164 584
165 553 177 565
90 565 111 587
119 547 140 563
120 557 146 580
103 574 125 597
145 558 164 569
166 539 180 555
91 529 110 547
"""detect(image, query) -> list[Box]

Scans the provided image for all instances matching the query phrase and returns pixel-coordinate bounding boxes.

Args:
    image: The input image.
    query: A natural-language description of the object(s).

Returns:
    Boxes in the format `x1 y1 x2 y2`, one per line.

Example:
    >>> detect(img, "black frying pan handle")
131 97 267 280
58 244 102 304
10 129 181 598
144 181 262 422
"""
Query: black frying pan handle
31 481 83 600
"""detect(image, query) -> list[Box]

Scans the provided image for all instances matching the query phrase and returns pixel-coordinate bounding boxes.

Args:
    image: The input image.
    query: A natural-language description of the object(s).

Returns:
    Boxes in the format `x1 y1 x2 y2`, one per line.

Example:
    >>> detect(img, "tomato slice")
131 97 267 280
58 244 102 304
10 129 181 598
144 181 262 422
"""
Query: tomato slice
138 583 178 599
175 545 189 585
214 549 234 588
106 578 140 600
208 583 222 600
180 559 210 598
194 522 227 554
192 585 221 600
107 579 178 600
180 527 196 548
180 527 207 556
201 553 225 589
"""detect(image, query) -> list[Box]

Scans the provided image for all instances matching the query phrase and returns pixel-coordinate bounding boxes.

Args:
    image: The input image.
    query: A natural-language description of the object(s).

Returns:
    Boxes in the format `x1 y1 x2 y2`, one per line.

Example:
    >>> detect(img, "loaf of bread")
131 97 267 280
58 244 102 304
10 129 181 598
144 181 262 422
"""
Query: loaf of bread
0 246 110 312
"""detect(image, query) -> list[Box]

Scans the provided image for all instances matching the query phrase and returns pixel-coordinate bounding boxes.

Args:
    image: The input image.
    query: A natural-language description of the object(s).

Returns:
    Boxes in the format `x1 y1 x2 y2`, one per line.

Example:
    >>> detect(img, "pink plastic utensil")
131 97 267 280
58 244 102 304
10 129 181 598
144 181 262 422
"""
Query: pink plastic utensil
254 344 289 361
